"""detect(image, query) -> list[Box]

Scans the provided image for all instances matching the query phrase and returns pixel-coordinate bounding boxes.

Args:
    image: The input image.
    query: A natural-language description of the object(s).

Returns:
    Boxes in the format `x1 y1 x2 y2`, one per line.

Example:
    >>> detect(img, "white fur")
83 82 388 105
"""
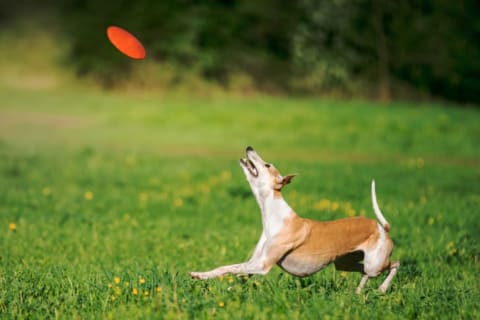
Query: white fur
372 180 390 230
261 194 293 238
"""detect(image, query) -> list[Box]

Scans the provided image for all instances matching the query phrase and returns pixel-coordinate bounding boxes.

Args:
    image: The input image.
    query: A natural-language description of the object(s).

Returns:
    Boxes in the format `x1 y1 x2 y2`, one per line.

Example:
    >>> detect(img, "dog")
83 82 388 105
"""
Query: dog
190 147 399 293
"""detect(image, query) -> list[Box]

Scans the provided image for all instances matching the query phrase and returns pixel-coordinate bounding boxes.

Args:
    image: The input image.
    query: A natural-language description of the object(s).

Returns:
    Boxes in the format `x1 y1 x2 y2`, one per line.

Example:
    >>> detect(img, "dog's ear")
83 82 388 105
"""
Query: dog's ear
282 174 297 186
275 174 297 189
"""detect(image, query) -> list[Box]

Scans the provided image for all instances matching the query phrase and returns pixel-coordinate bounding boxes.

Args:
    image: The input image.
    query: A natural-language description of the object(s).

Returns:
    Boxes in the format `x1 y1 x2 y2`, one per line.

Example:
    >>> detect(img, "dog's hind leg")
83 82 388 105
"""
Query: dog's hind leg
356 274 369 294
378 260 400 293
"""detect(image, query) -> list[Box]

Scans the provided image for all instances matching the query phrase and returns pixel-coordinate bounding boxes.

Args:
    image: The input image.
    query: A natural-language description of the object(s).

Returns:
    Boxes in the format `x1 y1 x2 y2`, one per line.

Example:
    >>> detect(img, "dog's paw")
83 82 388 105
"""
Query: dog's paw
189 272 204 279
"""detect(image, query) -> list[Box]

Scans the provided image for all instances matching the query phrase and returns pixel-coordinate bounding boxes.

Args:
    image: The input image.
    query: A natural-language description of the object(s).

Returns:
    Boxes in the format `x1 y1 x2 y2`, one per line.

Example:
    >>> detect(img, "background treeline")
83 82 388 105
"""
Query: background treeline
1 0 479 104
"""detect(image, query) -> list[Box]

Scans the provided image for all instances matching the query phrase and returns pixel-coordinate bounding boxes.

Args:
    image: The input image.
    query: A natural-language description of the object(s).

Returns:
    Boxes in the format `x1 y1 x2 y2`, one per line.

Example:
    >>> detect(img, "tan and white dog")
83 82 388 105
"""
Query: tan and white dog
190 147 399 293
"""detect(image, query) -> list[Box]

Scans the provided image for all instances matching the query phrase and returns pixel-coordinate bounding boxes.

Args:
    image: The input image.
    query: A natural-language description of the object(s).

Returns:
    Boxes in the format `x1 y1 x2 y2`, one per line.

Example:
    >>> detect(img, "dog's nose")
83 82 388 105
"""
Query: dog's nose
246 146 254 152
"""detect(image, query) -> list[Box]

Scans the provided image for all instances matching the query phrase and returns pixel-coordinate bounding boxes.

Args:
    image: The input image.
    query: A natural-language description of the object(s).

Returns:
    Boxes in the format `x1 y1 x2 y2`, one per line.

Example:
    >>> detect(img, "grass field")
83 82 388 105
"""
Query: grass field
0 86 479 319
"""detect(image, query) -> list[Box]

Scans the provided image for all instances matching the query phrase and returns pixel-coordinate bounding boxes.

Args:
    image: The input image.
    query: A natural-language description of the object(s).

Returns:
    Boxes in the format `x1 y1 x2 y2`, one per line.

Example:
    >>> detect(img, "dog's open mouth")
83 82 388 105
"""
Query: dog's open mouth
241 158 258 177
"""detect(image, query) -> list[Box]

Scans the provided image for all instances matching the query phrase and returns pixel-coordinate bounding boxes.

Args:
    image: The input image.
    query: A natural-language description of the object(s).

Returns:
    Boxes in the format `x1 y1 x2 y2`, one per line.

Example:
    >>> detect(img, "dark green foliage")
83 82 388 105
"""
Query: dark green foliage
295 0 480 102
2 0 480 103
57 0 300 90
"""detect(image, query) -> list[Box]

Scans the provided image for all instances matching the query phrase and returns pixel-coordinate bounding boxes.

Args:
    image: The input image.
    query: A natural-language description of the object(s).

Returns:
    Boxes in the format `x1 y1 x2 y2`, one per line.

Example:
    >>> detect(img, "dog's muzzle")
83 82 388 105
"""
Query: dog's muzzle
240 158 258 177
240 147 259 178
240 146 259 177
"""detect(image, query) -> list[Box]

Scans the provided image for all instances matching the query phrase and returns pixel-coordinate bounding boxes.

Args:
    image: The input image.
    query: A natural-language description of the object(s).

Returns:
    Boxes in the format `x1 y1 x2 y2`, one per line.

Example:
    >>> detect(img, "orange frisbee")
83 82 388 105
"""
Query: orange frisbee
106 26 146 59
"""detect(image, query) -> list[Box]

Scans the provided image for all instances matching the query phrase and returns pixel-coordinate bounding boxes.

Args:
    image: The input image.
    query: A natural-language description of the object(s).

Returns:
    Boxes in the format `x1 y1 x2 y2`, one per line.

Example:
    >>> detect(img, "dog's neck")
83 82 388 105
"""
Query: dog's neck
253 188 295 237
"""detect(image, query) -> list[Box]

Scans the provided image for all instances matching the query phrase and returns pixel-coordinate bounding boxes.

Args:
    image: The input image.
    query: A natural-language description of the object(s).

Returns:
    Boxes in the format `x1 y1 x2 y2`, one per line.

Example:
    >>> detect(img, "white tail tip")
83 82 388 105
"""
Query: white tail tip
371 180 390 231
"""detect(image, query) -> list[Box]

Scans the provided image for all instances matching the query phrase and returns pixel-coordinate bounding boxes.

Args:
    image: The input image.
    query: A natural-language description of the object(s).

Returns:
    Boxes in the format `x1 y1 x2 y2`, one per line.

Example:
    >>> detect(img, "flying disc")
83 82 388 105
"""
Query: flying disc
106 26 146 59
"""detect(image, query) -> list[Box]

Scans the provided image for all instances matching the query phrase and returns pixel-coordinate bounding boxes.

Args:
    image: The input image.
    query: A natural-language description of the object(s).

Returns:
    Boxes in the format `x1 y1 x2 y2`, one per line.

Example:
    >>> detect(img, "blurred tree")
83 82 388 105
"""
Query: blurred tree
3 0 479 103
389 0 480 103
60 0 300 90
293 0 480 103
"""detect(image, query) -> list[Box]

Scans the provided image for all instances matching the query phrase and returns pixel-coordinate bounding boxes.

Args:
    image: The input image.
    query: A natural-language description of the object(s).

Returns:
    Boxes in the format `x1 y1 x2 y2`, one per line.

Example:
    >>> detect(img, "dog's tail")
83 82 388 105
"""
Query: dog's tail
371 180 390 232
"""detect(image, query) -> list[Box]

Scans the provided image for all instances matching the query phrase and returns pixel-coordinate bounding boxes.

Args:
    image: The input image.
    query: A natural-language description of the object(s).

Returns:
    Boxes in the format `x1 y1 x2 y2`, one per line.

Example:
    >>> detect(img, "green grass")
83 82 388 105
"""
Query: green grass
0 86 479 319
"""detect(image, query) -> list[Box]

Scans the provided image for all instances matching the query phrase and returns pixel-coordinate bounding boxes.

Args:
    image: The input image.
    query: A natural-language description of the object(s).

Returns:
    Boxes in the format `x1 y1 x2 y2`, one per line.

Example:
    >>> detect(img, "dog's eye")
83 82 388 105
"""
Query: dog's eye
265 163 271 168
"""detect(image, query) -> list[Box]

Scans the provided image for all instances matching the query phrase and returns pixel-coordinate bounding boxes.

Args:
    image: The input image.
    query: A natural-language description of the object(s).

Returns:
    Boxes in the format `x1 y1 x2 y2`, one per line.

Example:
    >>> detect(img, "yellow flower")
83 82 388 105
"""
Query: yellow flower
84 191 94 201
132 288 139 295
174 198 184 207
420 195 427 204
139 192 148 202
218 301 225 308
345 208 356 217
144 291 149 296
417 158 425 168
342 202 356 217
313 199 331 210
139 278 146 284
407 158 425 169
156 286 162 293
200 184 210 194
181 186 194 197
125 155 136 166
42 187 51 196
114 276 121 284
446 241 457 255
8 223 17 231
220 170 232 181
331 202 340 211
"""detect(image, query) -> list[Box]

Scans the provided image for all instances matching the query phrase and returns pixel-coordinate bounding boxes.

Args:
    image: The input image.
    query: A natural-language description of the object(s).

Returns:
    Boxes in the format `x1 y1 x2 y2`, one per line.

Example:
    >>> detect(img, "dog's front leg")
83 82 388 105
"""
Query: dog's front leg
189 259 268 280
189 234 268 280
190 238 290 280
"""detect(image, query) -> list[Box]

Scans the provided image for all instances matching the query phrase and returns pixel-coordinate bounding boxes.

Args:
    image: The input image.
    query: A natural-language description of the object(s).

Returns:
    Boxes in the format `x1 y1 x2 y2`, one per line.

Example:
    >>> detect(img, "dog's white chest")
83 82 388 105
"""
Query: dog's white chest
261 196 293 238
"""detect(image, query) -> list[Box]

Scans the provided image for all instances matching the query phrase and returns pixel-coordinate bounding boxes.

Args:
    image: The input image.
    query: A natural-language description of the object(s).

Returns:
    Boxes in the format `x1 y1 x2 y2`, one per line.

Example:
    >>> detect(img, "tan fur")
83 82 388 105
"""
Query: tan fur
272 215 388 277
273 189 282 199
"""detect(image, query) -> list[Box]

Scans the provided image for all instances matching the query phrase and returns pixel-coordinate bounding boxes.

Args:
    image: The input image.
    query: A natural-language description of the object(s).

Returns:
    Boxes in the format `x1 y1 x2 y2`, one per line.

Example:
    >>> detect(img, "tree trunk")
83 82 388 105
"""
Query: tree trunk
373 0 391 102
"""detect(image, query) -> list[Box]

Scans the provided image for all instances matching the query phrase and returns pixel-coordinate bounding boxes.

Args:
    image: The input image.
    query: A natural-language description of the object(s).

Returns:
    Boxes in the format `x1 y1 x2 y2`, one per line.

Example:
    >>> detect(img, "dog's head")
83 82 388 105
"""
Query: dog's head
240 146 296 196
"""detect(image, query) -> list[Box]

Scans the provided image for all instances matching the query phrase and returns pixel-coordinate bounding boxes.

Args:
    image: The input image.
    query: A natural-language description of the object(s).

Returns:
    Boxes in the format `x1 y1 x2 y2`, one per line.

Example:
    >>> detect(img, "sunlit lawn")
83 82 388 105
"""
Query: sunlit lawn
0 86 479 319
